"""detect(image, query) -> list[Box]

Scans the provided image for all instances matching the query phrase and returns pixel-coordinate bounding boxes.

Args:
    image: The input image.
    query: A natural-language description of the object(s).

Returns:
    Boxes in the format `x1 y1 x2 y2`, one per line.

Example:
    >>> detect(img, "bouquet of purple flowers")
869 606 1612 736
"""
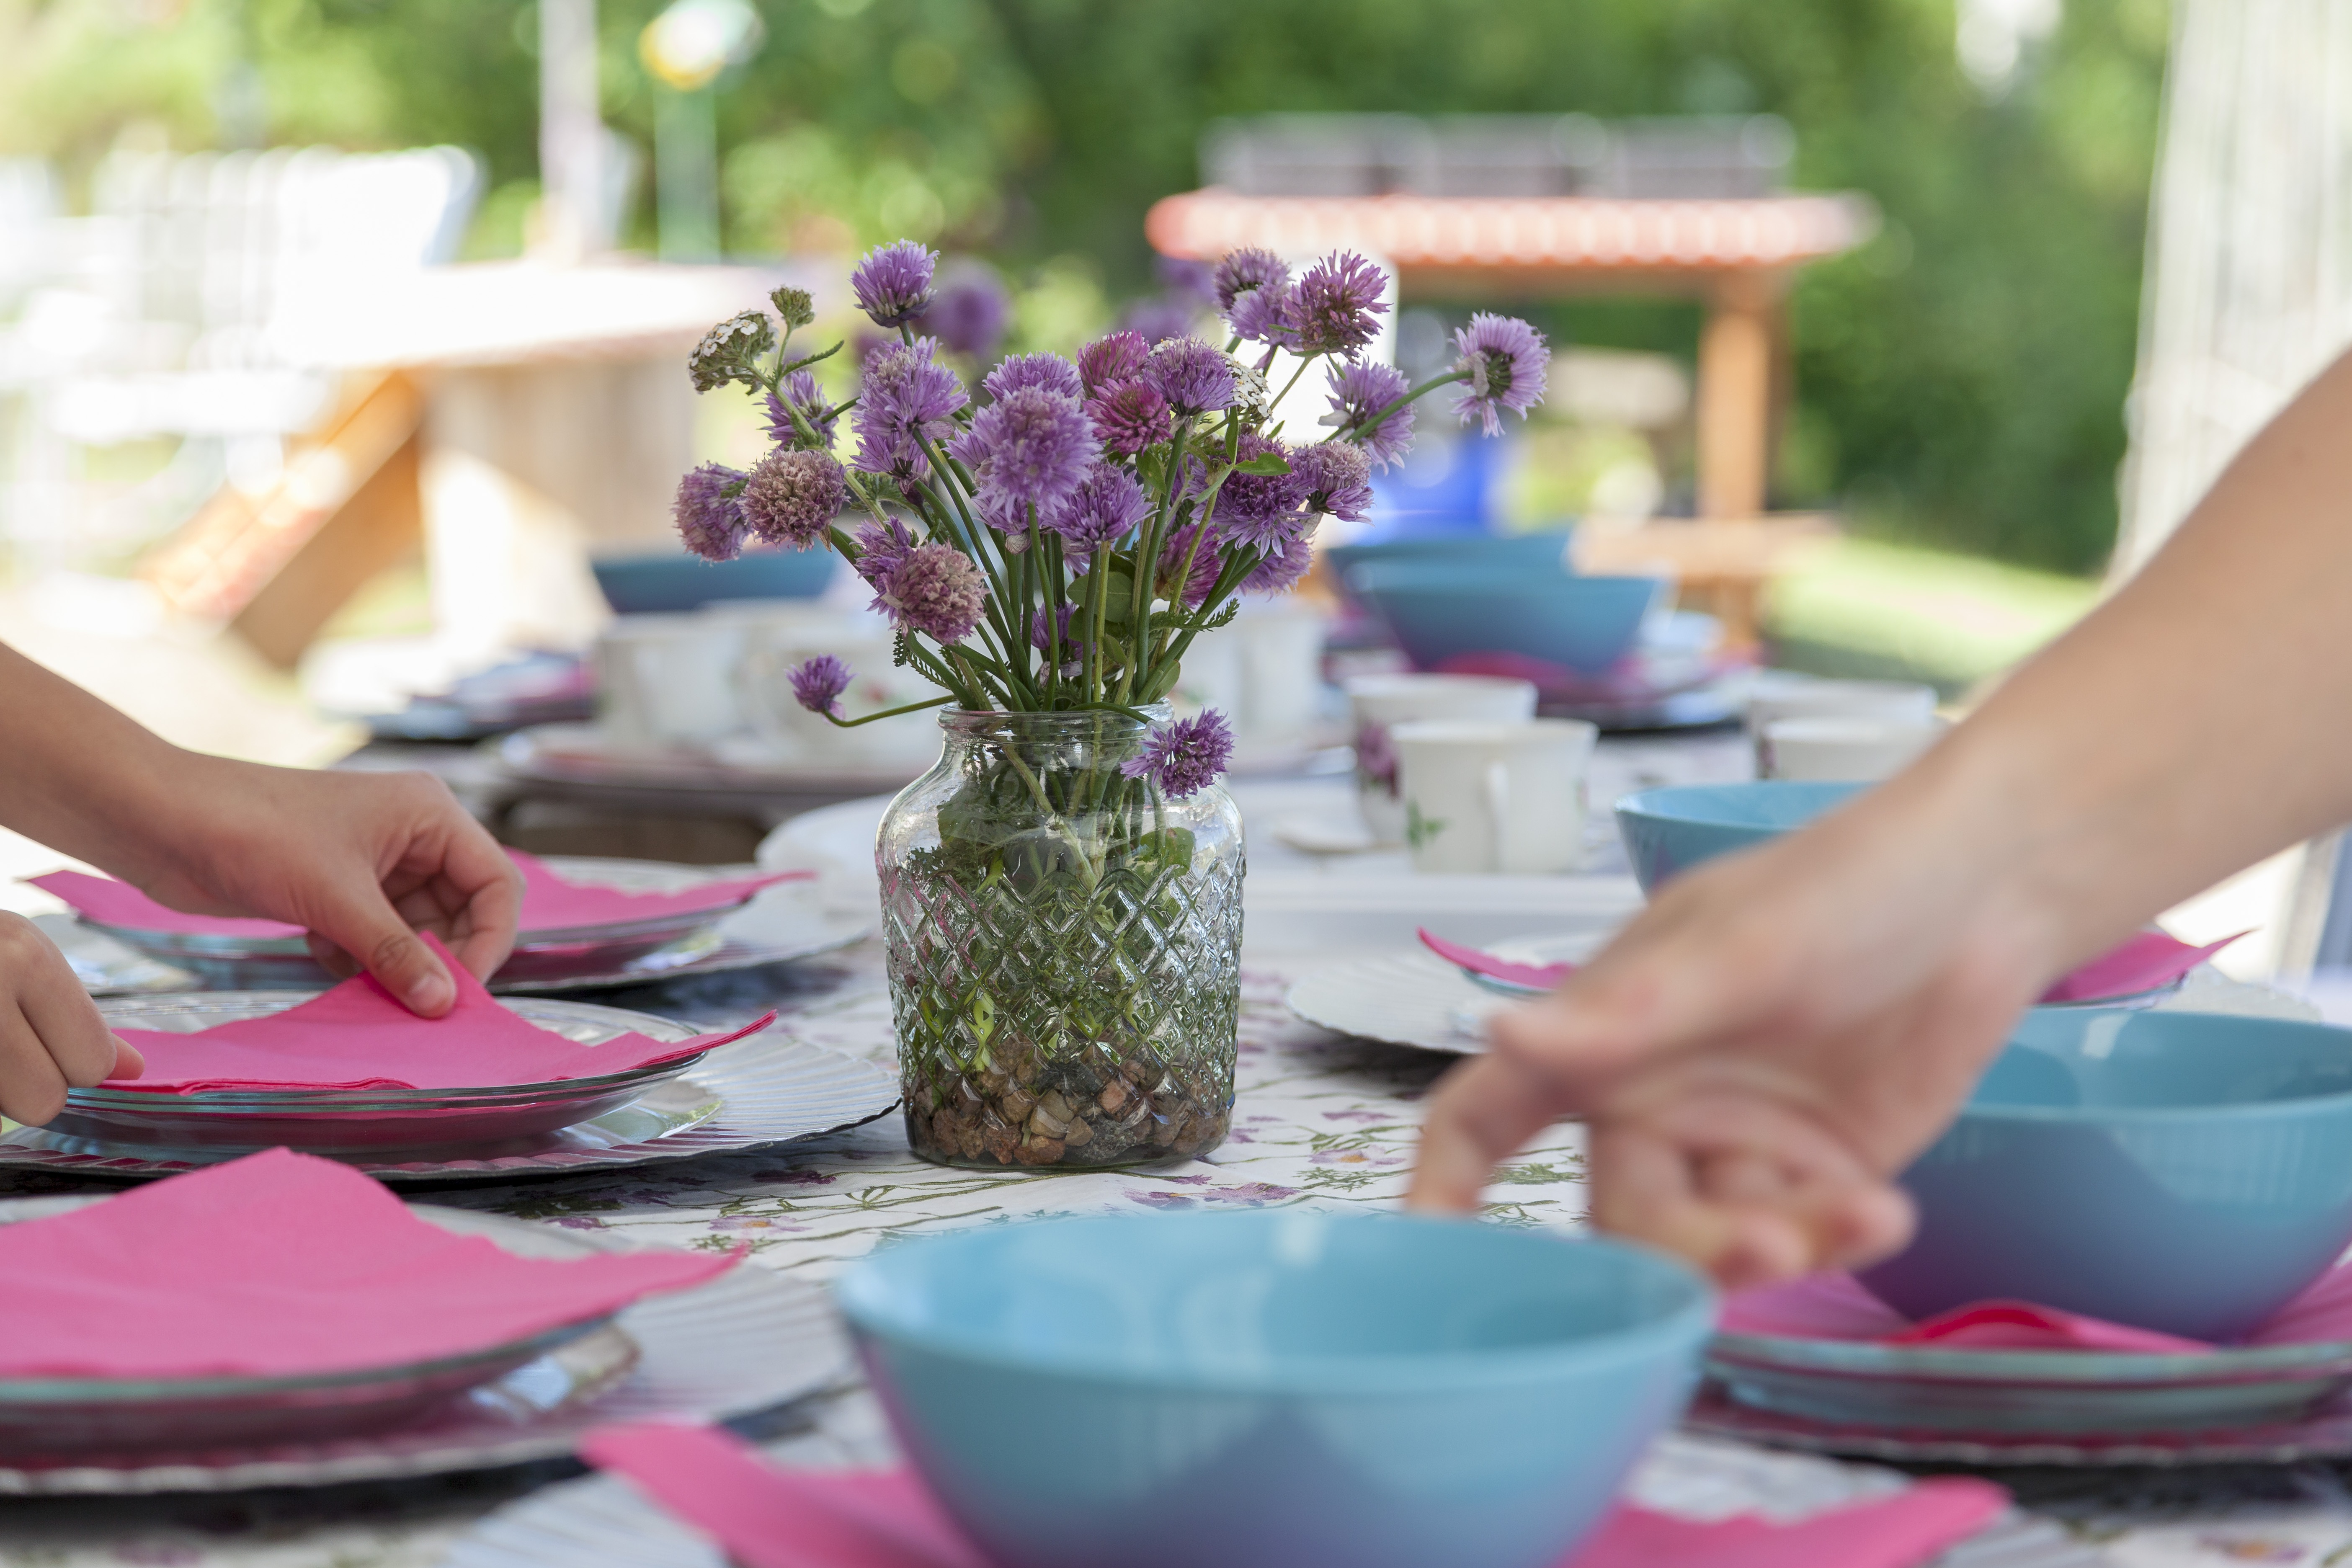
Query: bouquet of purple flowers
673 238 1547 799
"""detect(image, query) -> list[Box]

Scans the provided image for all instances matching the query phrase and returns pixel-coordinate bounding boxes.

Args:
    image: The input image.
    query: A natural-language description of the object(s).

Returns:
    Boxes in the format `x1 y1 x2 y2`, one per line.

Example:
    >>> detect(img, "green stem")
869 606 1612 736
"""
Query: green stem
818 694 955 728
1344 369 1471 446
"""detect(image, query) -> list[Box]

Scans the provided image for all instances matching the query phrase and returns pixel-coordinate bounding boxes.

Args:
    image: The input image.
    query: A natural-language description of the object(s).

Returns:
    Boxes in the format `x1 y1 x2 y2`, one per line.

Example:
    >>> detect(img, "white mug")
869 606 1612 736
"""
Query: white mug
594 613 745 751
1391 717 1599 875
1345 673 1537 845
1761 715 1949 781
734 609 946 767
1746 677 1937 775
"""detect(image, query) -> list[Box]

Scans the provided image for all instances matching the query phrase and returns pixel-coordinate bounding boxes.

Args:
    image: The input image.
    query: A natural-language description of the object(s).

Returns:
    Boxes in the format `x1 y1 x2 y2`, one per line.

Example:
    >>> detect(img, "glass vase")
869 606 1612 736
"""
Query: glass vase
878 707 1243 1168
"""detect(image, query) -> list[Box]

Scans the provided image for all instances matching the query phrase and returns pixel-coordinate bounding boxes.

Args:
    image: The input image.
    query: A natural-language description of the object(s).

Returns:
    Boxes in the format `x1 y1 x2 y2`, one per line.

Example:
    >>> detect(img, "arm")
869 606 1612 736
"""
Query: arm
1409 345 2352 1284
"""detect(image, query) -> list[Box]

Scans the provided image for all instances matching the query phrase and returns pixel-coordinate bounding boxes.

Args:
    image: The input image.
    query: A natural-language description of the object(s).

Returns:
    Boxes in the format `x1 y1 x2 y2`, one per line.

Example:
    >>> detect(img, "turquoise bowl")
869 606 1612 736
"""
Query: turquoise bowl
837 1210 1714 1568
1859 1009 2352 1341
1344 562 1663 676
1612 781 1864 894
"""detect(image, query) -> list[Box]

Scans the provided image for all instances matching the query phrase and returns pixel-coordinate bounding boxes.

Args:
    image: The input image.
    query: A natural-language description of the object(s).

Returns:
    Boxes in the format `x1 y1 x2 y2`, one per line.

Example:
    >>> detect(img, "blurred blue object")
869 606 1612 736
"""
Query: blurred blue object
1326 533 1574 580
1345 560 1661 676
1612 781 1865 892
1859 1008 2352 1341
591 550 834 614
837 1209 1713 1568
1365 428 1506 533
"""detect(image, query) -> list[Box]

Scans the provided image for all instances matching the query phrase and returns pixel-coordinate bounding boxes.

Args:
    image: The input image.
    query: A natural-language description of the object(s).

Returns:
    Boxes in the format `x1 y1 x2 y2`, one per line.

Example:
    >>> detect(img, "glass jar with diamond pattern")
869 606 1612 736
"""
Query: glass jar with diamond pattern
879 706 1243 1168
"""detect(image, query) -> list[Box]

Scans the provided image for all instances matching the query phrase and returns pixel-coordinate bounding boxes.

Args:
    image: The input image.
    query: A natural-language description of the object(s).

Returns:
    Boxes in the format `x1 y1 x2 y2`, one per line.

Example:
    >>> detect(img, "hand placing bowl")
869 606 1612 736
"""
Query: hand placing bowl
837 1210 1714 1568
1858 1008 2352 1341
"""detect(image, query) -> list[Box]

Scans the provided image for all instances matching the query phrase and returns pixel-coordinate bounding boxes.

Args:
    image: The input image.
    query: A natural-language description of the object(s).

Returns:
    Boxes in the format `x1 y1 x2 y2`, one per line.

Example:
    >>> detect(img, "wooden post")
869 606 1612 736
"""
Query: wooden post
1696 271 1784 519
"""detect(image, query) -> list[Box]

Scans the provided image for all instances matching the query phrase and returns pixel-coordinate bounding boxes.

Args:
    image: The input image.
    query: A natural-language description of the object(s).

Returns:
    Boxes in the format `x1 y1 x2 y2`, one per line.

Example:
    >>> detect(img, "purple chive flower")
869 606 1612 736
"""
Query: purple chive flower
1142 337 1236 416
1213 433 1310 550
912 262 1009 358
880 542 986 644
1292 440 1373 523
853 338 967 479
1284 250 1389 357
1228 281 1297 347
673 462 748 561
763 369 838 451
1157 253 1219 307
1323 360 1416 470
1086 380 1173 456
1452 313 1550 436
740 447 847 548
1029 604 1088 675
1212 247 1289 313
789 654 854 718
1044 461 1150 552
1155 524 1223 610
1120 709 1235 798
1122 295 1201 345
951 386 1096 518
1078 331 1152 396
1241 526 1316 596
851 239 938 327
851 516 919 599
983 352 1084 402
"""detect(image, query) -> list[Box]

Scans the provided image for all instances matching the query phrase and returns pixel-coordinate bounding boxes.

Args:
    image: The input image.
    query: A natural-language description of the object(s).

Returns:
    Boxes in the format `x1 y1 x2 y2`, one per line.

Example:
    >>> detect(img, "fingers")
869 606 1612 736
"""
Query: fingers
0 914 133 1124
307 885 455 1017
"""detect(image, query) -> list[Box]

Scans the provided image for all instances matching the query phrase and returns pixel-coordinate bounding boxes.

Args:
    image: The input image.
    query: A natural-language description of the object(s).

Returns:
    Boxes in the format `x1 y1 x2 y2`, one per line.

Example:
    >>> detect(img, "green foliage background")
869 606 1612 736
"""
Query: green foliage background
0 0 2170 574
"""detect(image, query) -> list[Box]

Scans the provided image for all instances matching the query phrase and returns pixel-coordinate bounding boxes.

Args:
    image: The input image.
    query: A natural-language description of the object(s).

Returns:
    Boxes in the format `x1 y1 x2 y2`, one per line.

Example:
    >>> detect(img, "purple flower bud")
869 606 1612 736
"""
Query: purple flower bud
1292 440 1373 524
1142 337 1235 417
880 542 986 644
1119 709 1235 798
851 239 939 327
1322 360 1416 470
853 338 967 482
1213 432 1310 551
740 447 846 549
1044 461 1150 552
789 654 853 718
1452 313 1550 436
763 369 837 451
1086 380 1174 457
1155 523 1222 610
1284 250 1389 358
673 462 748 561
1078 331 1152 397
983 352 1084 402
1212 247 1290 312
950 385 1096 516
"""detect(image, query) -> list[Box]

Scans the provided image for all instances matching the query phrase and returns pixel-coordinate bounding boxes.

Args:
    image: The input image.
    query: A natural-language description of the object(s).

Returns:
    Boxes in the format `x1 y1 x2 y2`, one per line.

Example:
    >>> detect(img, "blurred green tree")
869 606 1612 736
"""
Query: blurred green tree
0 0 2166 573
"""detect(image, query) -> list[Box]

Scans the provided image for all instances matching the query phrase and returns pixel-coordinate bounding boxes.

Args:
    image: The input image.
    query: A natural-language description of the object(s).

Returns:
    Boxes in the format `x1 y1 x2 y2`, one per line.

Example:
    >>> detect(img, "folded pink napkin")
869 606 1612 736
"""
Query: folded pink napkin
1420 926 2248 1006
105 933 774 1094
1723 1264 2352 1352
29 852 811 942
0 1148 735 1380
581 1421 2008 1568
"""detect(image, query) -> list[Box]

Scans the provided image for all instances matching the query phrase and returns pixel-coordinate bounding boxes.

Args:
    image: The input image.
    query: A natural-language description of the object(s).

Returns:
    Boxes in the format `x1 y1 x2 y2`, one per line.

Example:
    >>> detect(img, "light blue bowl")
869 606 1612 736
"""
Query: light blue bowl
1859 1008 2352 1341
1344 562 1662 676
1326 534 1576 580
590 549 834 614
1612 781 1865 893
837 1211 1714 1568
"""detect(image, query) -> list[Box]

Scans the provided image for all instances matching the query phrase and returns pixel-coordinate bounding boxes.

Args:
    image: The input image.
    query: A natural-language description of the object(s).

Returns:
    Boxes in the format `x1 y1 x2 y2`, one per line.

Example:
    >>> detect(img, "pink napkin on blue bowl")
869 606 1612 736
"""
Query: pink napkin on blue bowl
580 1420 2009 1568
29 851 810 941
0 1148 734 1381
104 932 773 1094
1723 1263 2352 1352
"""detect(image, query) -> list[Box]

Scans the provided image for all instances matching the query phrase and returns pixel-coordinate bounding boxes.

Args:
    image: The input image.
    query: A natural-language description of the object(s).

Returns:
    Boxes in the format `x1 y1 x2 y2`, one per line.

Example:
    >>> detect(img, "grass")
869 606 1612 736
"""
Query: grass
1762 537 2103 697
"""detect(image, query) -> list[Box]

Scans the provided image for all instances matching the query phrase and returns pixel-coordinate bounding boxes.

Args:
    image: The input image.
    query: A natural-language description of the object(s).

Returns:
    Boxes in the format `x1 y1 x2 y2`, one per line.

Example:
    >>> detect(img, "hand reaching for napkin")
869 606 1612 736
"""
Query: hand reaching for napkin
0 640 520 1124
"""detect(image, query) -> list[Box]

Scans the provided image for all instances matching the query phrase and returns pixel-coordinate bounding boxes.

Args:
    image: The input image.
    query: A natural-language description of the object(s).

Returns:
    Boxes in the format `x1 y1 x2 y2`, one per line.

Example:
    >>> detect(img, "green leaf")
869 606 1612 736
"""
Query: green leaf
1229 451 1293 476
1097 571 1135 624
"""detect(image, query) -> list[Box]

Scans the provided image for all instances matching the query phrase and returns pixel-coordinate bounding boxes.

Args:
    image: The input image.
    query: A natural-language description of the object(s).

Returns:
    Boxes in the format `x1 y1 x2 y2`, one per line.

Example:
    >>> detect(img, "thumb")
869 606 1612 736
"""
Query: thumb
312 888 455 1017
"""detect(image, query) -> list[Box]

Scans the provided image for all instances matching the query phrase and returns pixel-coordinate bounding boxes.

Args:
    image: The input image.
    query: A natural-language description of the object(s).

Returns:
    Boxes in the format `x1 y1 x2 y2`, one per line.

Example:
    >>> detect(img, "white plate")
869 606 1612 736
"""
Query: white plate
500 725 924 797
0 1205 851 1495
0 1032 900 1185
1284 952 1512 1053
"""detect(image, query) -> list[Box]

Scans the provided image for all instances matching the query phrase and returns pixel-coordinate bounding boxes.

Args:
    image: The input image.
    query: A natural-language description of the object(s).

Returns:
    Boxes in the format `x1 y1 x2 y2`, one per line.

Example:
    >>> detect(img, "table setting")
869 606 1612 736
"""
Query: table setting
14 243 2352 1568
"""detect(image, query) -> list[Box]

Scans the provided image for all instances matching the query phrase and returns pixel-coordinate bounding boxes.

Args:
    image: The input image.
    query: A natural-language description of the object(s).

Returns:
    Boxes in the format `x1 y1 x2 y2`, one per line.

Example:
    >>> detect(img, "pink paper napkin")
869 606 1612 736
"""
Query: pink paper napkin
1723 1264 2352 1352
581 1421 2008 1568
105 933 774 1094
1419 926 2248 1007
0 1148 735 1380
29 853 812 942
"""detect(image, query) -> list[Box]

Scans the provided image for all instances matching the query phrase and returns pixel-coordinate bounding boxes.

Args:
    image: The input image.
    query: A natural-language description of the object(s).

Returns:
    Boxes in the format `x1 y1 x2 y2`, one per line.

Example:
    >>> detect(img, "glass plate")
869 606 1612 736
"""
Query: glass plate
1284 952 1499 1053
1707 1328 2352 1434
0 1032 898 1184
0 1197 615 1454
0 1207 851 1493
44 993 712 1155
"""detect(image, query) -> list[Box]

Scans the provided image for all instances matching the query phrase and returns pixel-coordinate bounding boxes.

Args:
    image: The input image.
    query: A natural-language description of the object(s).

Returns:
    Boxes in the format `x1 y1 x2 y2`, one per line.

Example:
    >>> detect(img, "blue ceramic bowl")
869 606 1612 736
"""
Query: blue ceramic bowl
1859 1008 2352 1341
837 1210 1714 1568
590 549 834 614
1326 533 1576 581
1344 562 1662 677
1612 781 1864 894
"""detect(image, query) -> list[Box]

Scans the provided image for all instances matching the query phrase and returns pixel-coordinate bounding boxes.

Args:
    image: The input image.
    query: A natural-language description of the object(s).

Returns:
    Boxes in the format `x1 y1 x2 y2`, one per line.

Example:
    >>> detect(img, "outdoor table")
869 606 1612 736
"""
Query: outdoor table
2 733 2347 1565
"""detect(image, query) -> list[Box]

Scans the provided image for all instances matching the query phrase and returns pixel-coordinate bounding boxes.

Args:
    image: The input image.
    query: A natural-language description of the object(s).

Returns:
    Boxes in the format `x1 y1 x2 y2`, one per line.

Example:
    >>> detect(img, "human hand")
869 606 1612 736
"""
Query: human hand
1408 796 2056 1289
0 914 143 1124
125 762 523 1017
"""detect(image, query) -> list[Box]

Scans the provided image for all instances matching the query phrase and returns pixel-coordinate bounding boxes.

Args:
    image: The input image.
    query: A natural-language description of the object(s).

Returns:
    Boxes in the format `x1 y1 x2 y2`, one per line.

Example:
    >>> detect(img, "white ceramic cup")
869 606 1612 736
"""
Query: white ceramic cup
1345 673 1538 845
593 613 745 751
1390 717 1599 875
1761 714 1950 781
1746 677 1937 774
734 609 946 767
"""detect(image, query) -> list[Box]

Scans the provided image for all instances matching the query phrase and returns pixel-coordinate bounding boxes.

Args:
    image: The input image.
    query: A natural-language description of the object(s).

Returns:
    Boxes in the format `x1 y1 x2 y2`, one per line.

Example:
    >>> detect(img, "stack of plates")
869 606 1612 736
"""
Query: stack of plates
0 1198 851 1494
0 993 901 1184
49 856 873 996
1693 1322 2352 1466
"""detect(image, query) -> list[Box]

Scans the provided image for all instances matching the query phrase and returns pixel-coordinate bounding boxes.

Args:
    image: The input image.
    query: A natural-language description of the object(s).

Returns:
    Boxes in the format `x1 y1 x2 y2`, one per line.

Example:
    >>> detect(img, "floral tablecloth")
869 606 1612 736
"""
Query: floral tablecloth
4 933 2352 1563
